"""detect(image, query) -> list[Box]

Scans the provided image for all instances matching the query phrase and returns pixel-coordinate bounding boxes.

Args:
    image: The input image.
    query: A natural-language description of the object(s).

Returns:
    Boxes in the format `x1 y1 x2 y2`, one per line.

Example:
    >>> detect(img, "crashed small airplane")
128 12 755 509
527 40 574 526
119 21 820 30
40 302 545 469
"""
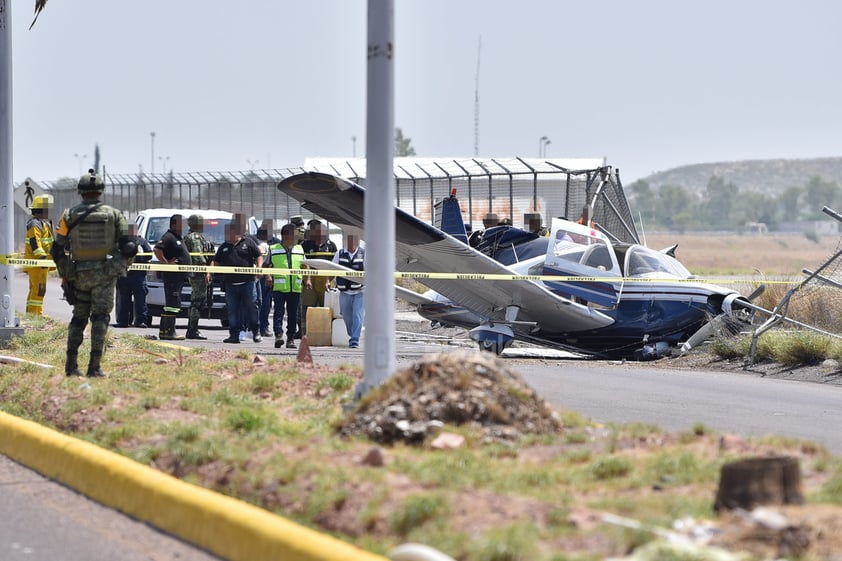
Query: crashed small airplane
278 171 763 359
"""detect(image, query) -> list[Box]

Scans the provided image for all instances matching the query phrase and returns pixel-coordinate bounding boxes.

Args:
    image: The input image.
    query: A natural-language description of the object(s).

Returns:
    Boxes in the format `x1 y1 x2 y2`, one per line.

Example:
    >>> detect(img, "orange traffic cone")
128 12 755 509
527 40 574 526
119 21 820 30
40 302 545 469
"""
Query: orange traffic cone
296 335 313 364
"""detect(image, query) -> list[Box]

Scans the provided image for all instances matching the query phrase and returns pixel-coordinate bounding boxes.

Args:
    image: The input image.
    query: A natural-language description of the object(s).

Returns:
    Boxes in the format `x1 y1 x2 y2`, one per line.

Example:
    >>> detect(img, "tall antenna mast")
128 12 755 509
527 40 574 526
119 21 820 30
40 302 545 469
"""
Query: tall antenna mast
474 35 481 157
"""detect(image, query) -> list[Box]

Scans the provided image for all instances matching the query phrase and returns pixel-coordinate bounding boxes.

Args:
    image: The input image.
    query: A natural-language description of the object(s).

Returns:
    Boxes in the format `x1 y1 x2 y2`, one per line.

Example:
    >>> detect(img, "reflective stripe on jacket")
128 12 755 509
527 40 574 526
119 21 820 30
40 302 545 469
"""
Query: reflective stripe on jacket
268 243 305 293
336 247 364 291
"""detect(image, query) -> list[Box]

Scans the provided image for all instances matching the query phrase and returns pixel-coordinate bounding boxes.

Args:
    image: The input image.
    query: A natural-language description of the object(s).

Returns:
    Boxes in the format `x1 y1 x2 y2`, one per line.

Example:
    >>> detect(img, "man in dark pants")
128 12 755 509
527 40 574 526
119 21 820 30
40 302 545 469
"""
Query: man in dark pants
211 221 264 344
51 169 131 377
265 223 305 349
115 223 153 328
153 214 190 340
256 219 279 337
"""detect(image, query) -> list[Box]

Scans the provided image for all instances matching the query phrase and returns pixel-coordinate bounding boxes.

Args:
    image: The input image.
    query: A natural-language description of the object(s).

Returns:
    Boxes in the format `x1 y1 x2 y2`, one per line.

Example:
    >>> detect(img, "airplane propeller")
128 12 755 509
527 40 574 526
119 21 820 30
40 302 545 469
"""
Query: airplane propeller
680 284 766 354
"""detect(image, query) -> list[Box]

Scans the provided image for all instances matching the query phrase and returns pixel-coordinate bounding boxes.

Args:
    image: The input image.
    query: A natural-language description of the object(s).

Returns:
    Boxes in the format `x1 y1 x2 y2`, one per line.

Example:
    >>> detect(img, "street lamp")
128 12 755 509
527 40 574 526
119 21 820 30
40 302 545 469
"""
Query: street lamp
246 159 259 170
538 136 547 158
158 156 170 174
542 138 552 158
150 131 156 174
73 153 88 176
352 136 357 158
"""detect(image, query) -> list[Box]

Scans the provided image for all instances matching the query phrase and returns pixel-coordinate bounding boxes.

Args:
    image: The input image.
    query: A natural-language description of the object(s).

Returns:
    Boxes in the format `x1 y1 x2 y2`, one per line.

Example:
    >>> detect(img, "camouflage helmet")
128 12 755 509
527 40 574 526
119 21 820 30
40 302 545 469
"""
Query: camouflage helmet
187 214 203 228
77 168 105 194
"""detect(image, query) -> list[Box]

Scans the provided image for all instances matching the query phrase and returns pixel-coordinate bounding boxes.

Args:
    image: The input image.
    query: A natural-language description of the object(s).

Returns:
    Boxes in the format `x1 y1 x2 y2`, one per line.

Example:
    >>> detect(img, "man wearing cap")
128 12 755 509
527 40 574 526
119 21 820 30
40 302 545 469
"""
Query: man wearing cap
290 215 306 245
23 191 54 315
300 219 337 336
182 214 212 340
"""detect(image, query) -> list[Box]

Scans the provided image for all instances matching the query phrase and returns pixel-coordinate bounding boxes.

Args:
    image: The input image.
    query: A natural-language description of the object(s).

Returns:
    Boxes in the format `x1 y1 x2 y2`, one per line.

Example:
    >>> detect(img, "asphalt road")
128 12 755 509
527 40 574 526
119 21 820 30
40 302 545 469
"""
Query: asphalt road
0 453 222 561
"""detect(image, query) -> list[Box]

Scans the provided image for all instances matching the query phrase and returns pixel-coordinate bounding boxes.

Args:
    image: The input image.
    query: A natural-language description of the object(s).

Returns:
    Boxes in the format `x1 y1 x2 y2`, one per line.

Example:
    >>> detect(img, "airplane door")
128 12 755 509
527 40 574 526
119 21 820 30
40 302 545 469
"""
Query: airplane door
541 220 623 308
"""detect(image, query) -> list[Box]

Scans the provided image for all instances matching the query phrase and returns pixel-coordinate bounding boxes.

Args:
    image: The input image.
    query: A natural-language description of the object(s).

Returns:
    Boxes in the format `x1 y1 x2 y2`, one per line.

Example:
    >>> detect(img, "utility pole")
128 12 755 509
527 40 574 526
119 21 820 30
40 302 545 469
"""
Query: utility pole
150 132 156 175
0 0 20 334
474 35 481 157
358 0 395 398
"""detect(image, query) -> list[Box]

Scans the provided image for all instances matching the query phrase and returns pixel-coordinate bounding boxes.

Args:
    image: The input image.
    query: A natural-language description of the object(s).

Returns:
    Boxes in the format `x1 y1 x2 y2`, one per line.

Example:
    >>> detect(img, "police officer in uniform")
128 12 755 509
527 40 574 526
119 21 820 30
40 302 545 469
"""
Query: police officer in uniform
182 214 212 340
23 193 54 315
51 169 132 377
114 223 153 328
153 214 191 340
299 219 336 336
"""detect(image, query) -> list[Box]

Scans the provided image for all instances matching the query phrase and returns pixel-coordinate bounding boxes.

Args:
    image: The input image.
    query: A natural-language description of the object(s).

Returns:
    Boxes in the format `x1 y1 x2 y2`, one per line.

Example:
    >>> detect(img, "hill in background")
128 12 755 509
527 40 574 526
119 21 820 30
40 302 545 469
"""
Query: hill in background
634 156 842 195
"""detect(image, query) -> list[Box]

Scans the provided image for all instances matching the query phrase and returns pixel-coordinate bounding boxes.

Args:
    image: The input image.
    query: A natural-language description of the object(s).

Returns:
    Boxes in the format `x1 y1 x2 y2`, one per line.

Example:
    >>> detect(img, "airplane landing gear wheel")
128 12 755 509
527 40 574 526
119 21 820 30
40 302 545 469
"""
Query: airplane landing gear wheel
478 339 501 355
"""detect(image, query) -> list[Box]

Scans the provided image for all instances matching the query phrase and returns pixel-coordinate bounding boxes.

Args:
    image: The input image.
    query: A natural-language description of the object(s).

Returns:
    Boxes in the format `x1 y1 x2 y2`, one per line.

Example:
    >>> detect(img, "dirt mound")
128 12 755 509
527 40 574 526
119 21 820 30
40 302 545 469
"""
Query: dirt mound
338 349 563 444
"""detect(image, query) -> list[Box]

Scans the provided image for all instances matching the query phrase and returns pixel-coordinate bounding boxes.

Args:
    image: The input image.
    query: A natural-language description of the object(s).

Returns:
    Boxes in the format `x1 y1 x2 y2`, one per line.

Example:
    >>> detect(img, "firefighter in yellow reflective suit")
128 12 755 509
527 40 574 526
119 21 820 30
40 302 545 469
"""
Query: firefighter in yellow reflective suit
23 194 55 315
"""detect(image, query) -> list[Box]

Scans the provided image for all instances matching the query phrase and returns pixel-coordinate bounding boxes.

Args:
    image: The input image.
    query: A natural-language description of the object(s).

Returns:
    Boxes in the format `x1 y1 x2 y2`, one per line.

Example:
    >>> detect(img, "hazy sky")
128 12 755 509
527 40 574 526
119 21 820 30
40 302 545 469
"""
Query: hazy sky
9 0 842 185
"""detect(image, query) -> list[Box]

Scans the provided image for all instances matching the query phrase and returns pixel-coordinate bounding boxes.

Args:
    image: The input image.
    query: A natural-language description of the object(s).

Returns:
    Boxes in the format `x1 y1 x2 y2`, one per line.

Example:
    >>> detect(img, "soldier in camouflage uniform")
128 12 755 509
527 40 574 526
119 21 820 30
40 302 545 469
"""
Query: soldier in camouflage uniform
183 214 212 340
50 169 132 378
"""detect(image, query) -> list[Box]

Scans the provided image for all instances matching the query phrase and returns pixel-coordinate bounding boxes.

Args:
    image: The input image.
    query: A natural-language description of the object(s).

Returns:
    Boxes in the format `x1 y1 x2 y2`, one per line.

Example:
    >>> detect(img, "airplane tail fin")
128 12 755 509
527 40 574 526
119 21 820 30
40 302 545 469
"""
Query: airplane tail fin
433 189 468 244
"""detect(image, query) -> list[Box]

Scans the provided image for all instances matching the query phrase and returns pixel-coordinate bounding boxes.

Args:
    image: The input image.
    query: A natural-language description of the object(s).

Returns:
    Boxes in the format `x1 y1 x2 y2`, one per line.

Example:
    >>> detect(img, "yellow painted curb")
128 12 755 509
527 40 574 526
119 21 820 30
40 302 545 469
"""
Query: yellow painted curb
0 411 386 561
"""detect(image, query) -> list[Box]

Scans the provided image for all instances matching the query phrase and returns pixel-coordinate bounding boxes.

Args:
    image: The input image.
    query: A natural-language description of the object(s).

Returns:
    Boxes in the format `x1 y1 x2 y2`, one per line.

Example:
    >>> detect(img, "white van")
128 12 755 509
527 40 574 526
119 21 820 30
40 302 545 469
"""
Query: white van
135 209 259 325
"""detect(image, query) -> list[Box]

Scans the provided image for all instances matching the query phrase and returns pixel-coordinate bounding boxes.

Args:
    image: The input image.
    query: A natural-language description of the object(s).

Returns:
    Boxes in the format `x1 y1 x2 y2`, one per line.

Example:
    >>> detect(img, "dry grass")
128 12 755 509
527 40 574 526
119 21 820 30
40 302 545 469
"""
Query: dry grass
4 319 842 560
645 233 839 276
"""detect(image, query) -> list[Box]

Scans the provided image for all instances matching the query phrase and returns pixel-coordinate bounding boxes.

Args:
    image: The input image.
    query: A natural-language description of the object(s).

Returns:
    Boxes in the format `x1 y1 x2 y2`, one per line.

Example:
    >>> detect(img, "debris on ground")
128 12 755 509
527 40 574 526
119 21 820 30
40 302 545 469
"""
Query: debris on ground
338 349 563 444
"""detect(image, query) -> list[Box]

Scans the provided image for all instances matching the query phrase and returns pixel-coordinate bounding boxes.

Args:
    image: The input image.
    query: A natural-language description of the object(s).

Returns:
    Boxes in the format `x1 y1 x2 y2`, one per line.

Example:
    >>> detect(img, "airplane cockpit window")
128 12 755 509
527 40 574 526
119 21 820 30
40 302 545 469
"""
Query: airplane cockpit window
581 244 613 270
626 246 692 278
551 229 585 262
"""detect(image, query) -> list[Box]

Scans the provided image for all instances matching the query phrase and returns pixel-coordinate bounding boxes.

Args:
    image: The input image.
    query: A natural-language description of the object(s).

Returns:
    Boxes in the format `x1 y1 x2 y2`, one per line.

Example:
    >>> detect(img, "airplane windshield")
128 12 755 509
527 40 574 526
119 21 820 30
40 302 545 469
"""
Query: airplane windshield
626 246 692 278
548 226 619 275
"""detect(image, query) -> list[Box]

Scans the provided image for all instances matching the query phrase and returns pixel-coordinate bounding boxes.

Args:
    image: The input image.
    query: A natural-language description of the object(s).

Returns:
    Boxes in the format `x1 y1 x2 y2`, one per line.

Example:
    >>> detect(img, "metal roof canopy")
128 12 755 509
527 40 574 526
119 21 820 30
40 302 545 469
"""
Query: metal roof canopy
303 157 608 181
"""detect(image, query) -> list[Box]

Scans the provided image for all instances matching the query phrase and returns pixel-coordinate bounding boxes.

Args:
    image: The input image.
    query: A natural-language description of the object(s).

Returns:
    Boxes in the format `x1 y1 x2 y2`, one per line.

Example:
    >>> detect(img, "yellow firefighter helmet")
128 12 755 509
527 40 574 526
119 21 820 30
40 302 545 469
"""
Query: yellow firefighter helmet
30 194 53 210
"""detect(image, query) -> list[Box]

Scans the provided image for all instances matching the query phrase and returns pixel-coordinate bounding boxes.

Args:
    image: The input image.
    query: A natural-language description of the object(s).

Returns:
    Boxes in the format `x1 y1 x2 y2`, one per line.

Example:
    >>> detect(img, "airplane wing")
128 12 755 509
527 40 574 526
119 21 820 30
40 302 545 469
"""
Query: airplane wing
279 172 614 332
303 258 437 307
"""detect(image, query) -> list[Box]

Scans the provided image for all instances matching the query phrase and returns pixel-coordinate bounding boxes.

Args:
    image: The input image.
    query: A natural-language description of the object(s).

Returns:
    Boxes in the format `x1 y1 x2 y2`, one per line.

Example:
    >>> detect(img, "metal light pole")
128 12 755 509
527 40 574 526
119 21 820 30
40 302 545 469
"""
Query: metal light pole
73 153 88 176
246 159 259 170
158 156 170 174
351 136 357 158
538 135 547 158
542 137 551 158
358 0 395 398
0 0 17 331
150 131 156 175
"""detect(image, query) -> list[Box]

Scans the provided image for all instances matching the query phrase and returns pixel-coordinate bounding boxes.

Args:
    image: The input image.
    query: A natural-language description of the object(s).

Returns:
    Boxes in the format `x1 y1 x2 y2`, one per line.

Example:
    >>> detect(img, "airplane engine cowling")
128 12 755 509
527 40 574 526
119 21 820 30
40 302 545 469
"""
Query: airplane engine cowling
469 324 514 356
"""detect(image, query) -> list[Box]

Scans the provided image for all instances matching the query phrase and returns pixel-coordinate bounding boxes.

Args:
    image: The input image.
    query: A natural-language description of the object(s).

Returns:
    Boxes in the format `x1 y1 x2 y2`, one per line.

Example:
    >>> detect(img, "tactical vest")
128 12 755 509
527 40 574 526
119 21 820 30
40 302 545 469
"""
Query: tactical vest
66 203 118 262
184 231 210 265
268 243 305 293
336 247 365 291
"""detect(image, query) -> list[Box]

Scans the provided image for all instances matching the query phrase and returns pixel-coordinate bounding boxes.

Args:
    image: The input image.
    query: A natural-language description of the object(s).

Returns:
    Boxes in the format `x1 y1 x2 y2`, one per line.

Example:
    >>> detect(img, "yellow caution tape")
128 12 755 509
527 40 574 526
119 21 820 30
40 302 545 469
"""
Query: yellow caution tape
0 253 799 284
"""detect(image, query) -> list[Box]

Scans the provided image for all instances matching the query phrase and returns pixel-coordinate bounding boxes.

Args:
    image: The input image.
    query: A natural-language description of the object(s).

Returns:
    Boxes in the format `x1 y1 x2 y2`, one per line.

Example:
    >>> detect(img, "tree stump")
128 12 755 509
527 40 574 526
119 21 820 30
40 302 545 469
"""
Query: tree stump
714 456 803 512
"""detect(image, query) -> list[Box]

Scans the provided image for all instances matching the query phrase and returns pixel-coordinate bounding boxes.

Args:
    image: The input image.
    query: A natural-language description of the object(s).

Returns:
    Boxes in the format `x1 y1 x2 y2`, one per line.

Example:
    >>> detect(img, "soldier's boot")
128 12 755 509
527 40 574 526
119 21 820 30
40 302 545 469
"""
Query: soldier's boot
65 316 87 376
86 314 109 377
86 351 106 378
65 352 83 377
185 310 207 340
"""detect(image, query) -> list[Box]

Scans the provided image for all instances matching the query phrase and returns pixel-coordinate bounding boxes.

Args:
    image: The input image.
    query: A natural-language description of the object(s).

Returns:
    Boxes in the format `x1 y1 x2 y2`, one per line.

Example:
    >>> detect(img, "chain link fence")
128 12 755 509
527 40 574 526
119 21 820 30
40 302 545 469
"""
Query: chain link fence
14 157 638 250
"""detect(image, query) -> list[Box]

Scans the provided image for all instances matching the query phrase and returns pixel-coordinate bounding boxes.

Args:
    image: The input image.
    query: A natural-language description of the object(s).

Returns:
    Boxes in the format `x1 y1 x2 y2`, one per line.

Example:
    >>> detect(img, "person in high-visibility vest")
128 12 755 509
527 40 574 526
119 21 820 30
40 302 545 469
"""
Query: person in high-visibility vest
265 223 305 349
23 193 55 315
